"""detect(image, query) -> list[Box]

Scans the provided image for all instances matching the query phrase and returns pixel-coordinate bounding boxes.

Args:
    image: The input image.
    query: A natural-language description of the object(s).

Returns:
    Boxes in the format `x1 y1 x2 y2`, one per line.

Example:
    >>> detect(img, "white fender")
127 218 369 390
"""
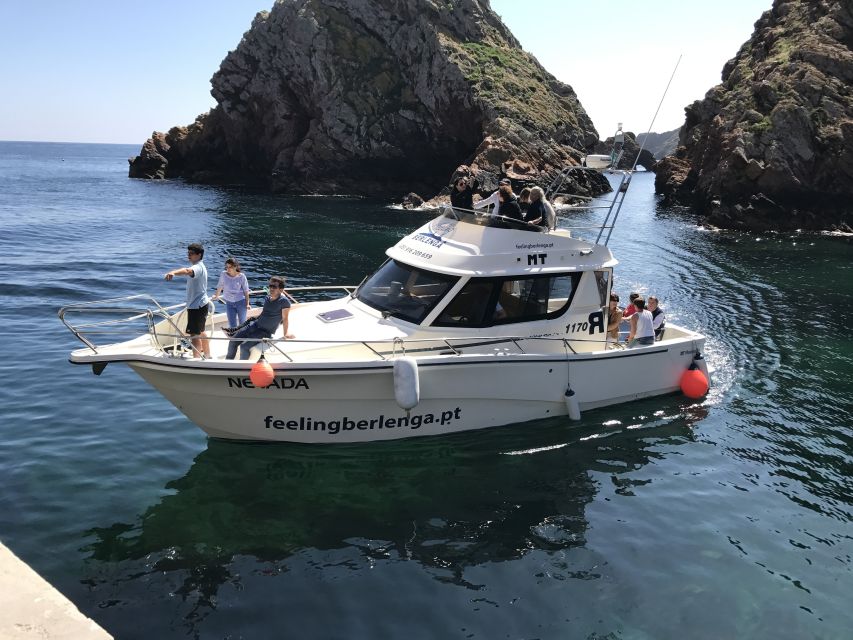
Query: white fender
393 357 420 411
564 387 581 421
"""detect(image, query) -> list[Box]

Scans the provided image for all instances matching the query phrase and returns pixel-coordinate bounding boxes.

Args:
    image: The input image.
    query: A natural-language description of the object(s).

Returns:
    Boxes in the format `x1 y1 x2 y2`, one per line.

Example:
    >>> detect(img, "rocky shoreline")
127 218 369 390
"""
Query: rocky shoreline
655 0 853 232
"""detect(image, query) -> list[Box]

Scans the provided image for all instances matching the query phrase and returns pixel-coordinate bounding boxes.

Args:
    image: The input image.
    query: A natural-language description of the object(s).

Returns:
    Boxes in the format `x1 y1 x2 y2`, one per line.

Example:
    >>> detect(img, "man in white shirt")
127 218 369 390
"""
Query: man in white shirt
473 178 512 214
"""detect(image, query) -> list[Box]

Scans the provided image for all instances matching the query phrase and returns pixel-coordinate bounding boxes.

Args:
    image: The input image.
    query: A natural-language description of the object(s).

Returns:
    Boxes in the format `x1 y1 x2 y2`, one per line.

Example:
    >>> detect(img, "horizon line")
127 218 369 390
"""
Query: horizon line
0 139 140 146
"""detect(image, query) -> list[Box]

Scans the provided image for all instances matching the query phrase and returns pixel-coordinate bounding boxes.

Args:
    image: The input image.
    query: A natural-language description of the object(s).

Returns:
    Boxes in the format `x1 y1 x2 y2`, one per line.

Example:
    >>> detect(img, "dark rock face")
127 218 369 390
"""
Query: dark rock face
655 0 853 231
129 0 602 201
127 133 169 179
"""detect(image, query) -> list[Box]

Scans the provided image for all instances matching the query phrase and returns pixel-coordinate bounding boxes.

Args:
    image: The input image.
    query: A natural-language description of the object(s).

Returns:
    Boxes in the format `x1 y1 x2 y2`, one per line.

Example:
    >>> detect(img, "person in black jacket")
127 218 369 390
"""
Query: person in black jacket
648 296 666 340
518 187 532 215
497 184 523 222
450 176 478 210
525 186 556 229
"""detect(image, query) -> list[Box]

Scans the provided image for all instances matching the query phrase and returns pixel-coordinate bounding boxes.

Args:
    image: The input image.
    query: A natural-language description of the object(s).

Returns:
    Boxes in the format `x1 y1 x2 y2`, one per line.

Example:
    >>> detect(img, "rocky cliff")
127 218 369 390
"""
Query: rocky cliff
655 0 853 231
129 0 606 201
636 128 679 160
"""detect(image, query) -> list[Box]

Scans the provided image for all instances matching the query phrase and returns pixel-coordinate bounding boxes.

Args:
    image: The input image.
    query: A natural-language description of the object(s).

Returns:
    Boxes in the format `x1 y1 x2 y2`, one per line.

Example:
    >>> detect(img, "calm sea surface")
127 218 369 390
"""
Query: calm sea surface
0 141 850 639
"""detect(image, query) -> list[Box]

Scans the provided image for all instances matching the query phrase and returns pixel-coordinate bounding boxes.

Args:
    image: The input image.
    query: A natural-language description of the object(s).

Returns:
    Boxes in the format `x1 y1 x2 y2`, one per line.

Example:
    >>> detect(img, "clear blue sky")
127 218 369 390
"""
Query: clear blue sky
0 0 773 144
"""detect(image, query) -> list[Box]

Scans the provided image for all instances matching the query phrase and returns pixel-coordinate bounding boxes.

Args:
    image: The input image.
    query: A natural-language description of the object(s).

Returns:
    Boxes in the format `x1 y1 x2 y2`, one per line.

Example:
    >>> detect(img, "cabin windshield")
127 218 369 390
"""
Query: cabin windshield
356 259 459 324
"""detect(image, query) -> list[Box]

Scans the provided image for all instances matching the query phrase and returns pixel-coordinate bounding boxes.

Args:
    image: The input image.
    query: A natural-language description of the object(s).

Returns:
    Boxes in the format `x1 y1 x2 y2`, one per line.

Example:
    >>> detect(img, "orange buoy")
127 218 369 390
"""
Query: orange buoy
250 356 275 388
680 367 709 399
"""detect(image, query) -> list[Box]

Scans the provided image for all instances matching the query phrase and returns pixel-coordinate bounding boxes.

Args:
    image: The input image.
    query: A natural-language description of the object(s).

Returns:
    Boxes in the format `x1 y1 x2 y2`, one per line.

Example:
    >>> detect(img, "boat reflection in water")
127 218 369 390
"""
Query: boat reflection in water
81 407 704 635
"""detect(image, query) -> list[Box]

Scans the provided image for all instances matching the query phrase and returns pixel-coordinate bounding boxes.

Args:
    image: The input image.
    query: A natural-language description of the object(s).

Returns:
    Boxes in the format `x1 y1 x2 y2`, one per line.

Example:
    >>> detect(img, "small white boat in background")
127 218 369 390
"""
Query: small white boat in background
581 154 612 169
61 170 708 443
582 123 626 171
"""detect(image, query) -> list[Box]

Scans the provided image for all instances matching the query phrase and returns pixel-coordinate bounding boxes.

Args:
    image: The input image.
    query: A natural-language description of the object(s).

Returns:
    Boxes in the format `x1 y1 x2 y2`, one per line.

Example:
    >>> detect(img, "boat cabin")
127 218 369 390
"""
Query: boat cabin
348 208 616 352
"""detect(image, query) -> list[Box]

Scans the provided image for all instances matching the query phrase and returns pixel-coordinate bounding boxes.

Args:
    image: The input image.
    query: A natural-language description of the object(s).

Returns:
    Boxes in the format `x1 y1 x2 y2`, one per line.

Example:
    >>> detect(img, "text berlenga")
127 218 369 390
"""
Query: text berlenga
264 409 462 434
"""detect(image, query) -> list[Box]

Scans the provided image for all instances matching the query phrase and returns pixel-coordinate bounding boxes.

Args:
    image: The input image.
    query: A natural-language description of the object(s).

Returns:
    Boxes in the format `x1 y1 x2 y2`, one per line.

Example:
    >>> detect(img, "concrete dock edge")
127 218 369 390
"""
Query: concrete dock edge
0 542 112 639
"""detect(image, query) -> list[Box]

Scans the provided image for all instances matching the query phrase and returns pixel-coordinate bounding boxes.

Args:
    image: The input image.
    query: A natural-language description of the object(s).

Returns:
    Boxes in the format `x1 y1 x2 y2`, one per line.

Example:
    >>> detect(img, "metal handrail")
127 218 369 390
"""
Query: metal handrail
148 330 612 353
60 294 638 362
543 165 637 247
59 295 186 352
59 286 358 355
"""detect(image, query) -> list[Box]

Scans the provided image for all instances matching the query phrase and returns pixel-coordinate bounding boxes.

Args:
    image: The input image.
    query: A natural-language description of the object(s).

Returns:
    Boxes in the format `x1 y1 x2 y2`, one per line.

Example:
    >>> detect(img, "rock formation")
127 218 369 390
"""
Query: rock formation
129 0 609 202
636 128 679 161
655 0 853 231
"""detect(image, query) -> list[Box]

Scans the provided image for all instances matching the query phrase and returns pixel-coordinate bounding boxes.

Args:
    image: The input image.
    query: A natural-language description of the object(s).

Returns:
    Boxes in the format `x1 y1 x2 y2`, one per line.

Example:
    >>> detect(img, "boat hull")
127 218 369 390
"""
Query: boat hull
126 339 704 442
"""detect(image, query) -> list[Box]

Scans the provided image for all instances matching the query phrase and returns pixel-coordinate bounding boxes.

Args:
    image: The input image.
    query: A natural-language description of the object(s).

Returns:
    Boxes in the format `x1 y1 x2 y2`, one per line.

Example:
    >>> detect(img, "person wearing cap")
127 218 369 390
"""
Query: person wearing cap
473 178 512 214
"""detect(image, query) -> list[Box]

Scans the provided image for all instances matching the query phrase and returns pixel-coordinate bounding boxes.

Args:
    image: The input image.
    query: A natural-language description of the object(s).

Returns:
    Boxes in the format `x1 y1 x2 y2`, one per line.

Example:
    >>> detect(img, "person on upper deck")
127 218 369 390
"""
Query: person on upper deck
627 296 655 347
473 178 512 214
647 295 666 340
497 184 523 222
225 275 294 360
525 186 556 230
518 187 531 215
450 175 478 210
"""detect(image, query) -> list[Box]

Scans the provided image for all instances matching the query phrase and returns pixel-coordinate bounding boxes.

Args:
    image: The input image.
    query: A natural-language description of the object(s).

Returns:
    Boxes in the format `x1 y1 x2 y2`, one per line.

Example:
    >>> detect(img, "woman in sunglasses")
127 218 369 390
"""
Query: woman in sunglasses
450 175 478 210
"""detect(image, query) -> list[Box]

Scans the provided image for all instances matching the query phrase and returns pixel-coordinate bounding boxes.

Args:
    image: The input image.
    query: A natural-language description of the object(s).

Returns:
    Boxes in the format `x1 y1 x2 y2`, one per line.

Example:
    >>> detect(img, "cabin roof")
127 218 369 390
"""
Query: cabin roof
386 213 617 277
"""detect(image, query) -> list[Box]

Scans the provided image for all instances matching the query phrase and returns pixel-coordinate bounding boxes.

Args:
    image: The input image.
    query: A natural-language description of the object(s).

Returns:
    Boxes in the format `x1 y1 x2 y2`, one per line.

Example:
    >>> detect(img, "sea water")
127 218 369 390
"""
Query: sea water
0 141 851 639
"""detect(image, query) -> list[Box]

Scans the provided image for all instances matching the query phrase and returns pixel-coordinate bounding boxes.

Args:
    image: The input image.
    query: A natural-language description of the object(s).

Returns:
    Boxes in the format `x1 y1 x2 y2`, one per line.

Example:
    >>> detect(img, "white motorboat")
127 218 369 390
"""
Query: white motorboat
582 123 626 171
61 171 708 443
581 154 612 169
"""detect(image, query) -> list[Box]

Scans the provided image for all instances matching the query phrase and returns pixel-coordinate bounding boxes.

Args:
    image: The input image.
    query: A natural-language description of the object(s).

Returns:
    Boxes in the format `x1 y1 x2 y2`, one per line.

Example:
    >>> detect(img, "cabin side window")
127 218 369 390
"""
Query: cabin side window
434 273 581 327
356 259 459 324
434 280 500 327
594 270 611 307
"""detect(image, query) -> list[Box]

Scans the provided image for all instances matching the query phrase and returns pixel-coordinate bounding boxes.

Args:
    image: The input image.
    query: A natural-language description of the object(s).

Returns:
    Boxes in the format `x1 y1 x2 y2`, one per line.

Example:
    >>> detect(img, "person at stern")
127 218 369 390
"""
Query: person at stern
626 296 655 347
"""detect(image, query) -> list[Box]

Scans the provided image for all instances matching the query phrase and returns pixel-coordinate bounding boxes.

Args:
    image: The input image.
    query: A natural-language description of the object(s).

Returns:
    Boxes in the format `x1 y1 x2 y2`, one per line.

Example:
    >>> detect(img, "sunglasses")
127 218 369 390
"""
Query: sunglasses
268 283 281 289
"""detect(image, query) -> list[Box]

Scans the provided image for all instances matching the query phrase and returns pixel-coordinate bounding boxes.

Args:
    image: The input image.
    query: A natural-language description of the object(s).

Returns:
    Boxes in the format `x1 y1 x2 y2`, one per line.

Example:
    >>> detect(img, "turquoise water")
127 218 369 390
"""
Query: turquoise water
0 141 851 639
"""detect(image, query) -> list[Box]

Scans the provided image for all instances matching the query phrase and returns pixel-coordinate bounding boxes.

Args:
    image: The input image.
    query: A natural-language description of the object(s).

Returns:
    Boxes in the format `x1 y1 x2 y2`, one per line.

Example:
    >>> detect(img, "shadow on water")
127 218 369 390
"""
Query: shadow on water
80 405 704 636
